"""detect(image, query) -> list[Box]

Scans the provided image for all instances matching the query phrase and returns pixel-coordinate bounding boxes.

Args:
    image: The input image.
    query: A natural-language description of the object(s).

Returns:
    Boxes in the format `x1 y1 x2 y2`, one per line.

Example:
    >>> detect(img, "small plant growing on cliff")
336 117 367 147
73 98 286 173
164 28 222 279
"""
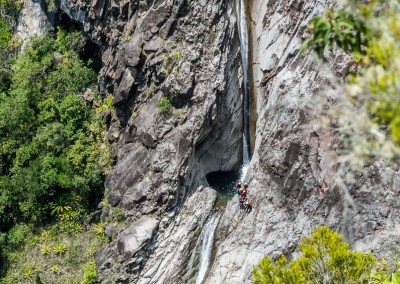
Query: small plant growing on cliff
41 244 51 255
173 51 182 61
53 243 68 255
93 221 106 241
157 96 173 118
252 226 376 283
50 265 59 273
82 258 97 284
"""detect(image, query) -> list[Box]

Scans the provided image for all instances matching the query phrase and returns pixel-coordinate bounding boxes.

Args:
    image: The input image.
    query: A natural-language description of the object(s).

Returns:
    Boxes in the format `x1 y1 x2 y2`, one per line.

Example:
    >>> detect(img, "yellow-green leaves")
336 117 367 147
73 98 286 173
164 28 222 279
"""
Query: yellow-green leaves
302 0 400 157
253 227 376 284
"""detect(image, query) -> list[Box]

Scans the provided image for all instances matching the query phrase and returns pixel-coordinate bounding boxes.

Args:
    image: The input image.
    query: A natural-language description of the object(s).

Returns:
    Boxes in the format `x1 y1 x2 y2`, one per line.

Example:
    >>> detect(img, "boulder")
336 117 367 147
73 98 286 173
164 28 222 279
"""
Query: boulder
117 216 159 261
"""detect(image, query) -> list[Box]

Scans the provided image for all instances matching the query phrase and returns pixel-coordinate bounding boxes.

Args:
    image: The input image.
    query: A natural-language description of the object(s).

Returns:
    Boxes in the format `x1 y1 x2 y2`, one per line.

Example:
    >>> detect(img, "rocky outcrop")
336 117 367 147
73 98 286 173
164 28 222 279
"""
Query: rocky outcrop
96 186 217 283
55 0 244 282
205 0 400 283
16 0 54 49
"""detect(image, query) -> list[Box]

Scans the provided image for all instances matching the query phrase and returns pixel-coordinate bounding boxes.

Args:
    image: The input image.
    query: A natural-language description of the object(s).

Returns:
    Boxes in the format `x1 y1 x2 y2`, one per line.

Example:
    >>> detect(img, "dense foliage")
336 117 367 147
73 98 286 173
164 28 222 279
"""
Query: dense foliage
253 227 400 284
0 30 108 231
302 0 400 161
0 0 21 49
0 28 110 282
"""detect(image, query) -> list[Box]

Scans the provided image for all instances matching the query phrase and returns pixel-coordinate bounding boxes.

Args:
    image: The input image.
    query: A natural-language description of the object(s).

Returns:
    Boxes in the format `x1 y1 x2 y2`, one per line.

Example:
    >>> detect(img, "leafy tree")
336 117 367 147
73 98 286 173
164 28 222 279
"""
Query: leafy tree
252 227 376 284
300 9 368 62
301 0 400 156
0 29 109 231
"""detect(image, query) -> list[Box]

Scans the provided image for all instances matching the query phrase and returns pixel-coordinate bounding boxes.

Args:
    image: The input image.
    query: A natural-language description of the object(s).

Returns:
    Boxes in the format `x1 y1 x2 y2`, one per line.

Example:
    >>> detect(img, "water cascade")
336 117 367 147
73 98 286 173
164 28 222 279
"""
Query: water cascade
194 213 221 284
191 2 250 282
206 0 250 195
235 0 251 181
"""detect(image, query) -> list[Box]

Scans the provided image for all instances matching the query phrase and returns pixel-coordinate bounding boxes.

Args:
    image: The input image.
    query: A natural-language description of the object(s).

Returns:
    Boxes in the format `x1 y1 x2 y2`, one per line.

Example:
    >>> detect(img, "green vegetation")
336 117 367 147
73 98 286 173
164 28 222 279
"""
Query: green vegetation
253 227 400 284
0 27 111 282
300 8 368 62
173 51 182 61
157 96 173 118
1 221 104 283
82 259 97 284
302 0 400 161
0 30 109 230
0 0 21 49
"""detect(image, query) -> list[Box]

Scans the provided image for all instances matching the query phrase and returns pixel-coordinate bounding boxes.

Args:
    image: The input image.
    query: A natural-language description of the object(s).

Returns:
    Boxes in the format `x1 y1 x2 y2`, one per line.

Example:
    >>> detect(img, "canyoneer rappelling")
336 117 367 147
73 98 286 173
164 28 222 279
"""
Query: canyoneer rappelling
236 182 252 212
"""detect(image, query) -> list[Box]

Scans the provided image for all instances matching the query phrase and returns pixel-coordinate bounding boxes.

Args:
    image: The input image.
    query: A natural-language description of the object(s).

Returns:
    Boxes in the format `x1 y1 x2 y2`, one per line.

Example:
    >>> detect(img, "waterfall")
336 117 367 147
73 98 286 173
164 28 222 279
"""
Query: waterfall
235 0 250 182
195 213 220 284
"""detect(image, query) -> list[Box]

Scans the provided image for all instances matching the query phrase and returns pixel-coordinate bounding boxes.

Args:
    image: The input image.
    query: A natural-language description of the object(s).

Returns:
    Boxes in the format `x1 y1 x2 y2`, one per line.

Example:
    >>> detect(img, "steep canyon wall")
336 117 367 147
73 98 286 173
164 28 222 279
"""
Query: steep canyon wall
54 0 246 282
205 0 400 283
15 0 400 283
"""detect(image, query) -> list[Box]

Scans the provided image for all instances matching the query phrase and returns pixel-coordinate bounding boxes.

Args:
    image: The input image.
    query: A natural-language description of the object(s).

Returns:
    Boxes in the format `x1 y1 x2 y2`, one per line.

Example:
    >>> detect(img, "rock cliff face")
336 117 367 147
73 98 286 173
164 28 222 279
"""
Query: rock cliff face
16 0 54 49
54 0 244 282
205 0 400 283
16 0 400 282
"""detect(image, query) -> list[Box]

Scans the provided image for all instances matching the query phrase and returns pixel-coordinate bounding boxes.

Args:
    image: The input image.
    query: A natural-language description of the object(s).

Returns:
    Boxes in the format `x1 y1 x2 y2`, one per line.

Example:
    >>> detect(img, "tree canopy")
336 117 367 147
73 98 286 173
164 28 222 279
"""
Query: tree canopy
0 29 109 231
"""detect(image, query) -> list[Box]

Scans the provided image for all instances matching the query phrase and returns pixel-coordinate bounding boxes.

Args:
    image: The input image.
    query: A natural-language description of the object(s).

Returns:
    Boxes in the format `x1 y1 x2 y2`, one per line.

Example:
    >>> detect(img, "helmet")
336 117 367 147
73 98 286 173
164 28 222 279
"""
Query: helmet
244 183 248 188
236 182 242 188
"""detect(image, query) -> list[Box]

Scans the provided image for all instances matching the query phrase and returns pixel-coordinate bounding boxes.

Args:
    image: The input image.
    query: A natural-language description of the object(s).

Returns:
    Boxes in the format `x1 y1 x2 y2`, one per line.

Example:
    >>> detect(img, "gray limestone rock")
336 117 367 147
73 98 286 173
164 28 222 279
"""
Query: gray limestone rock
204 0 400 283
137 186 217 284
57 0 243 281
16 0 54 50
117 216 159 261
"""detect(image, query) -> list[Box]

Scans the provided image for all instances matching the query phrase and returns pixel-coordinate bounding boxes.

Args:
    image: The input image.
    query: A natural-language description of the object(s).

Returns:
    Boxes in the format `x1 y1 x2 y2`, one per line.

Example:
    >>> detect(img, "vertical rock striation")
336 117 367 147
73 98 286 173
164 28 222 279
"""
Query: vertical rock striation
205 0 400 283
55 0 245 282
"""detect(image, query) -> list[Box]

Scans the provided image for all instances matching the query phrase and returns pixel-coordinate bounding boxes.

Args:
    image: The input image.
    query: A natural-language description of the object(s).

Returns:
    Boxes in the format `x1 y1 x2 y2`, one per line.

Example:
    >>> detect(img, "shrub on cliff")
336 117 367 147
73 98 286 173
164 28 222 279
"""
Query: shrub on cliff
301 0 400 165
252 227 376 284
253 227 400 284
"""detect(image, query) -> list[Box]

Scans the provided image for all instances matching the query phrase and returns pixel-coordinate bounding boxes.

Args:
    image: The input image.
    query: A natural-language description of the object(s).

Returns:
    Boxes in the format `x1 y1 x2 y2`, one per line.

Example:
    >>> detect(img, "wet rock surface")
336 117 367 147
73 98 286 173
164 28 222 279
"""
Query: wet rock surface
96 186 217 283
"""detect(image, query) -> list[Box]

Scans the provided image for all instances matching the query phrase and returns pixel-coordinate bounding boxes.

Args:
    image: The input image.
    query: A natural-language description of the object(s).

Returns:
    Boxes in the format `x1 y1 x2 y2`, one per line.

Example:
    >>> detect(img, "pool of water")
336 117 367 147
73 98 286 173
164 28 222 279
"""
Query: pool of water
206 171 241 207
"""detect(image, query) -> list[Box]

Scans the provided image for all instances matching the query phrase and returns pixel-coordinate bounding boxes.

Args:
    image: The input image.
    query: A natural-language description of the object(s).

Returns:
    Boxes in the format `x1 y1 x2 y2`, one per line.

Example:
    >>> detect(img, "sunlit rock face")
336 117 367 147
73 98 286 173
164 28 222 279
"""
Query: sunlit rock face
15 0 400 282
52 0 244 282
16 0 54 50
205 0 400 283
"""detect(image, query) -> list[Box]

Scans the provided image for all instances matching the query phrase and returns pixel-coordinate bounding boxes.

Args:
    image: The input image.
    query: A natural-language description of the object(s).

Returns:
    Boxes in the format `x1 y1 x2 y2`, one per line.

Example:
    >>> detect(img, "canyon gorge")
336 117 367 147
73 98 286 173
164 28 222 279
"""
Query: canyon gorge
12 0 400 283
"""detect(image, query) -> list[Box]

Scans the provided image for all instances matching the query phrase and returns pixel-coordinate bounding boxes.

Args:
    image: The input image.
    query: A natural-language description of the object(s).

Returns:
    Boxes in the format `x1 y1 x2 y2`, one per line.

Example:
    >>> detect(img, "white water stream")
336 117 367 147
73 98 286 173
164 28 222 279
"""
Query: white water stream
194 213 220 284
236 0 251 182
192 2 250 283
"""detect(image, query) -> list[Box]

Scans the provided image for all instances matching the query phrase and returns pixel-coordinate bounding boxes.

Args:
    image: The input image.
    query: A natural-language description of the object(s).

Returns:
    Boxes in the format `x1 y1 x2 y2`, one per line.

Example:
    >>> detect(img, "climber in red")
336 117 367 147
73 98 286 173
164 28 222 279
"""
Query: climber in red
242 183 249 196
239 193 245 209
236 182 242 196
237 183 249 210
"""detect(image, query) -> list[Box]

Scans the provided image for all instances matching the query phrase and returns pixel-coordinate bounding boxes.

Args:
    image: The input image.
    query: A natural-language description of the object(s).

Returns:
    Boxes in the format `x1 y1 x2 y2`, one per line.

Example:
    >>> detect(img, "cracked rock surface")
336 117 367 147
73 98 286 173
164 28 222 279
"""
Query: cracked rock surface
54 0 244 282
16 0 400 283
205 0 400 283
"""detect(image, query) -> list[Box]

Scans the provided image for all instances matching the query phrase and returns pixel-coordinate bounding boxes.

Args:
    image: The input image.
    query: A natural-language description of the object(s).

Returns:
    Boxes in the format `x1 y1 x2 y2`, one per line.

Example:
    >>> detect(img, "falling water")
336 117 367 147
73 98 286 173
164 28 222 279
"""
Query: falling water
195 213 220 284
235 0 251 182
191 4 250 282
